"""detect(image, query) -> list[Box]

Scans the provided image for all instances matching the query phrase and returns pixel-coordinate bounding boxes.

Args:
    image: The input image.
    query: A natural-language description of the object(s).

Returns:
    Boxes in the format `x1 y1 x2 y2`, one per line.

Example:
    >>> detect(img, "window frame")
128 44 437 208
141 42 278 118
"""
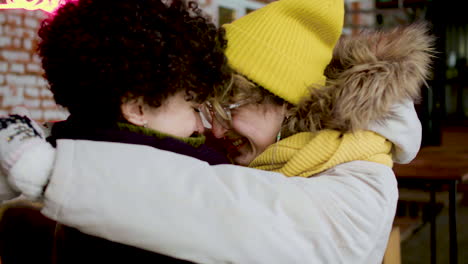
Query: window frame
216 0 266 26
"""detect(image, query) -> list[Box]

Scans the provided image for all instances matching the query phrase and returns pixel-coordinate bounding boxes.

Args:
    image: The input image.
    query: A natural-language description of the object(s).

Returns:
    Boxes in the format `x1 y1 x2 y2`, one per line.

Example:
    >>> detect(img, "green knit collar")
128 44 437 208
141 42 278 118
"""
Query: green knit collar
117 122 205 148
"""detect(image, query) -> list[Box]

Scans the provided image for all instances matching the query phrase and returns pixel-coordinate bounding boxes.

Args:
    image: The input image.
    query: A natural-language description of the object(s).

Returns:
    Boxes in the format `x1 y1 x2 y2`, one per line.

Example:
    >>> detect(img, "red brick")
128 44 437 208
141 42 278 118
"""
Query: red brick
30 109 43 120
4 25 25 38
0 62 8 72
23 38 33 49
6 74 36 86
0 36 12 47
25 87 39 97
12 37 22 48
24 17 39 28
26 63 42 73
24 98 41 108
41 99 56 108
44 109 69 122
7 14 22 26
10 63 25 74
40 88 53 98
1 50 30 61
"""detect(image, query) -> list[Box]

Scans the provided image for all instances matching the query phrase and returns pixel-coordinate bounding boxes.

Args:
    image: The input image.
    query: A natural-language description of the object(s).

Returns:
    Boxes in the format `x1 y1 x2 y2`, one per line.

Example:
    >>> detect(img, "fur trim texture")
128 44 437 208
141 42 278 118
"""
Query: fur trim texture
286 22 435 134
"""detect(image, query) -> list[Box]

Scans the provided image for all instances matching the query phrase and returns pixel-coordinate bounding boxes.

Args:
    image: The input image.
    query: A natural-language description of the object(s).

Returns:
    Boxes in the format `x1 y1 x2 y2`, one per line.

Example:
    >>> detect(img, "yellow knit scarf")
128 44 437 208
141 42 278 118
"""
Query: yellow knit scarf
249 130 393 177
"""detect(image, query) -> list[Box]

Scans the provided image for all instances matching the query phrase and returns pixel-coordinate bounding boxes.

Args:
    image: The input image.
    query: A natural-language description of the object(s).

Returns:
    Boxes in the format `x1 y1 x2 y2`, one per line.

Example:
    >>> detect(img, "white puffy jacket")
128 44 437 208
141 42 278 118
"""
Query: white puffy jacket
3 101 420 263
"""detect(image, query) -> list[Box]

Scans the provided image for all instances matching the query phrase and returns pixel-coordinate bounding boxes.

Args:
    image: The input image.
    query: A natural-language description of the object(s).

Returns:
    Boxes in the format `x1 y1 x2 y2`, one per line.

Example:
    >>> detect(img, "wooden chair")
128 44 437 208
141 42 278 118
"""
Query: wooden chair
382 226 401 264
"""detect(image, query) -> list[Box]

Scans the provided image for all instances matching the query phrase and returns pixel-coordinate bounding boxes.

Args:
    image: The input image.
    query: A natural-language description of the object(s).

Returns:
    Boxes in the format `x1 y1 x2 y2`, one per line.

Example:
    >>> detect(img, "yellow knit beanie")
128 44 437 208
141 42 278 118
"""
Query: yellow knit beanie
223 0 344 105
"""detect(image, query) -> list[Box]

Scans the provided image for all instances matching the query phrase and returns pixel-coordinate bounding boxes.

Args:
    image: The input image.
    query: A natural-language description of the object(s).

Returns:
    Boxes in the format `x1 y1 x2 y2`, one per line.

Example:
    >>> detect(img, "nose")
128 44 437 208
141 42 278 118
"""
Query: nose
211 119 228 138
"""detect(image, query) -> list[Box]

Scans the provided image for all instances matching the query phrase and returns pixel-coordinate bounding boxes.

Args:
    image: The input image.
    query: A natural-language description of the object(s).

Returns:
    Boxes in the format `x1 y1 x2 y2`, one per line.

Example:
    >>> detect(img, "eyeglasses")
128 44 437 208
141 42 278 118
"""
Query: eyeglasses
200 101 248 129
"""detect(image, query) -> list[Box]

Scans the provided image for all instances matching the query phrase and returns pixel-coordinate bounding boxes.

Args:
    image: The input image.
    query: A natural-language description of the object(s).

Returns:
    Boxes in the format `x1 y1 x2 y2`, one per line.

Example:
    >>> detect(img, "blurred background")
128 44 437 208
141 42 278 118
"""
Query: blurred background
1 0 467 263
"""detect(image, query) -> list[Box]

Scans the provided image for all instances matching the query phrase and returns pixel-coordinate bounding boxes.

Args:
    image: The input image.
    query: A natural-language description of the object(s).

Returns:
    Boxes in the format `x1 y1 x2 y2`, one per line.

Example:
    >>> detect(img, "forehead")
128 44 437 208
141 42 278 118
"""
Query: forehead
216 75 262 106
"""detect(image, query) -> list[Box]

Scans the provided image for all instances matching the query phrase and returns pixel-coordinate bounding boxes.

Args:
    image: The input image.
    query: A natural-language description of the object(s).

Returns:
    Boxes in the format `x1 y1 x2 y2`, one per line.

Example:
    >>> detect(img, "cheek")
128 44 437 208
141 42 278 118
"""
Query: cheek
230 114 259 140
166 111 198 137
254 125 278 151
181 111 199 131
231 116 277 150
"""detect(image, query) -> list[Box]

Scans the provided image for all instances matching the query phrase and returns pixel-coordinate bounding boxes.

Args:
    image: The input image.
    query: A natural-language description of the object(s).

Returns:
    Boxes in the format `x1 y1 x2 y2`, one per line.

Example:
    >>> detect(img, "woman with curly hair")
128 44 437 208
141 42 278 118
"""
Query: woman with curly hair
0 0 230 262
36 0 231 165
0 0 434 263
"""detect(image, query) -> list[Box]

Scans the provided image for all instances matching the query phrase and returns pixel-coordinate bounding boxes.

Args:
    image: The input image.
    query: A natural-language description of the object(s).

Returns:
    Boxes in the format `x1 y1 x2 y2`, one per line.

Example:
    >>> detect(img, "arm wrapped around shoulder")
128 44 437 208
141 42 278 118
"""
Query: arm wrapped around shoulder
0 115 55 200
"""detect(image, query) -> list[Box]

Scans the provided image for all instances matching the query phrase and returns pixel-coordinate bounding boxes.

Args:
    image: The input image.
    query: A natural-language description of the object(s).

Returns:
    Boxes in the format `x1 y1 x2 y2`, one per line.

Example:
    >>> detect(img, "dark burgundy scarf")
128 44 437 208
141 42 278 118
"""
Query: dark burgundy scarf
47 116 230 165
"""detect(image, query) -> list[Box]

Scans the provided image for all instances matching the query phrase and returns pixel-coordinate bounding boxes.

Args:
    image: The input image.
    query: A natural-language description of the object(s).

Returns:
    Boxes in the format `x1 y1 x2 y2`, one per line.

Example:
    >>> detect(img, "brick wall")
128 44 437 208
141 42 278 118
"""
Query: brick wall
0 9 69 123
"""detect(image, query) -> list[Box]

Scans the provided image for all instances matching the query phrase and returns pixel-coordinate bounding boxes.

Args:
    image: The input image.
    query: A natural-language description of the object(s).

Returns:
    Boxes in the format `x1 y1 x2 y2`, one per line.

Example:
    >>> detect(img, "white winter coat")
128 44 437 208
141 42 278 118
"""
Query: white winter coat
17 101 421 264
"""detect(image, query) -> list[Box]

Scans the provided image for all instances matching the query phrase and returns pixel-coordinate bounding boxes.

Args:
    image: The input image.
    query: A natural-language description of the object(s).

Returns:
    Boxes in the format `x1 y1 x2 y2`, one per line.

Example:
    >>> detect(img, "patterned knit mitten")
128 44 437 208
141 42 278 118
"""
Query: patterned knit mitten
0 115 55 199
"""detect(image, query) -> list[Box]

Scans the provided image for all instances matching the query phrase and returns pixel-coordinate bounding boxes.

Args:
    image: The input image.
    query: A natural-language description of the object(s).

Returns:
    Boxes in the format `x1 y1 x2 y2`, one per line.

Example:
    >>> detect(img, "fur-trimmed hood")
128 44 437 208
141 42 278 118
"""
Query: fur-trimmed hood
287 23 435 134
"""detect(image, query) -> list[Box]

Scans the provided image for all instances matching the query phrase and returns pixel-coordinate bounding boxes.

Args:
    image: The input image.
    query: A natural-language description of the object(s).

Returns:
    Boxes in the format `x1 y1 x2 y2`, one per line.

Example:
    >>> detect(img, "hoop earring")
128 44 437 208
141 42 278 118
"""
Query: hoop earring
272 129 281 165
278 114 290 142
276 130 281 143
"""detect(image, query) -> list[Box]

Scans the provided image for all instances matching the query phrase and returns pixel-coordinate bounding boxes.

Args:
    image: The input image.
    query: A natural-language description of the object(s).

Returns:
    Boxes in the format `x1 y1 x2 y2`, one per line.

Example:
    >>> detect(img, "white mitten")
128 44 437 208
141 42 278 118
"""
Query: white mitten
0 115 55 199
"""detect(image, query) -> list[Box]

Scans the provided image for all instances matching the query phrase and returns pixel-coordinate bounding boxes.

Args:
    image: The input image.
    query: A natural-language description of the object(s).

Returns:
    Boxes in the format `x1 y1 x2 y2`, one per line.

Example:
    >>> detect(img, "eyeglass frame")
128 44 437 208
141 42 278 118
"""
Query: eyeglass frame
200 100 250 129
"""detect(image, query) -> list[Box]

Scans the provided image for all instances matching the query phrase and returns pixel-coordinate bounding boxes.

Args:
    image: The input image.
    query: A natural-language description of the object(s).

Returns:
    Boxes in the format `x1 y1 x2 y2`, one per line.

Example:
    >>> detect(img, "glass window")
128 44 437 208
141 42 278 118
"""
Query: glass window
218 6 237 26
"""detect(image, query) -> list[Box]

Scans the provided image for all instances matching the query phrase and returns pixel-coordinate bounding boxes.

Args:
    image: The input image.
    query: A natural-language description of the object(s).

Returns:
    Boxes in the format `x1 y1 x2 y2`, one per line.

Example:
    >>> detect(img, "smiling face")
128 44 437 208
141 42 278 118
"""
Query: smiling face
211 102 285 165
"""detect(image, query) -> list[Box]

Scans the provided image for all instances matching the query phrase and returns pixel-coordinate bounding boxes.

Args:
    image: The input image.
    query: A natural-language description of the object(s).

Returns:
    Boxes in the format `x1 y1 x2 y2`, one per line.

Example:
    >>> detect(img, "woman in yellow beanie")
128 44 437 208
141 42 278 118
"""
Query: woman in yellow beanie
0 0 434 263
208 0 432 170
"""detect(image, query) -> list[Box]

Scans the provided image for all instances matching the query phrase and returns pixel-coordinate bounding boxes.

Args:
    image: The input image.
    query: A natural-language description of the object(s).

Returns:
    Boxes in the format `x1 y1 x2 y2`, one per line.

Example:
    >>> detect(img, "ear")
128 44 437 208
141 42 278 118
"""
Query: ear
184 90 197 101
121 99 146 126
281 103 289 117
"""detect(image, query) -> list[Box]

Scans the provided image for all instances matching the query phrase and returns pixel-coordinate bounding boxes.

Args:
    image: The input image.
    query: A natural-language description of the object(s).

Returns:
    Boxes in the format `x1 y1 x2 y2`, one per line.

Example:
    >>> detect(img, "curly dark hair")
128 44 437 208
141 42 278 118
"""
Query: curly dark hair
38 0 231 123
